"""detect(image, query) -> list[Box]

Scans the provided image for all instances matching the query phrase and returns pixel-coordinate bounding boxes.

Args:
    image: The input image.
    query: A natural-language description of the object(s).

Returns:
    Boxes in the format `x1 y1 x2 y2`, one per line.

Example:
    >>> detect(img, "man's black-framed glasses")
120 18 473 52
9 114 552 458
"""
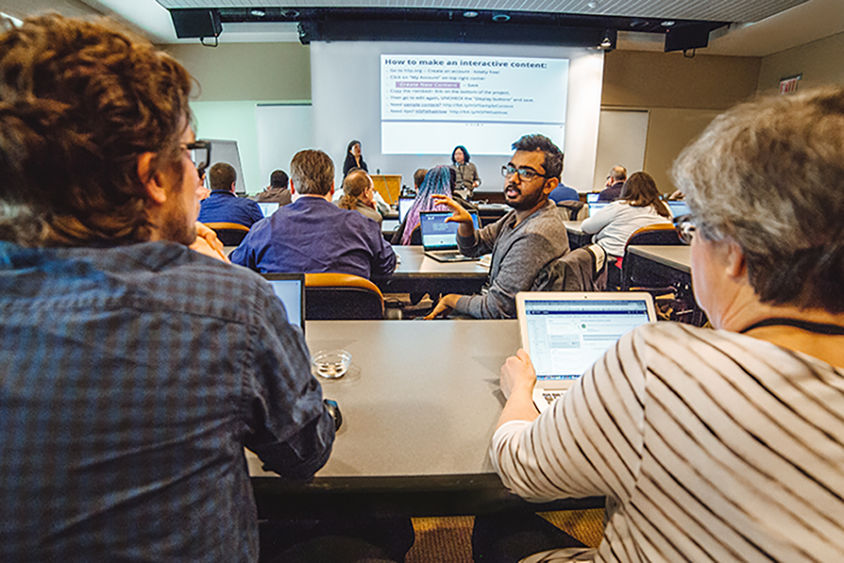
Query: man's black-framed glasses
500 164 548 181
673 214 696 245
185 140 211 175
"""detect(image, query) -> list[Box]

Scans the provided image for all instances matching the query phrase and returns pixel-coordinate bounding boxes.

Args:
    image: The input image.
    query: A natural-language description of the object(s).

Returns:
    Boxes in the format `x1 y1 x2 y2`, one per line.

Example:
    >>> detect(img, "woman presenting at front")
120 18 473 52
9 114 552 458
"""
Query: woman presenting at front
343 139 368 177
451 145 480 199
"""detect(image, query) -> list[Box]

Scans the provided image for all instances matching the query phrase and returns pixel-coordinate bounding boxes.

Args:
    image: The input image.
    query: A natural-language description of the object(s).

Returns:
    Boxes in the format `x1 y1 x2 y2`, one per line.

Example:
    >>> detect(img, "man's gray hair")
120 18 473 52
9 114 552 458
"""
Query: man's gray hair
672 86 844 312
290 149 334 195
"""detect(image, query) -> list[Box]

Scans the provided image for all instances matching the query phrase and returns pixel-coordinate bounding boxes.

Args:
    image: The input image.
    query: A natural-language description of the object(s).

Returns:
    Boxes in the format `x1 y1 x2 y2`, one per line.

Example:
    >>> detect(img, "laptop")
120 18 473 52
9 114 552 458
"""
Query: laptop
587 202 610 216
516 292 656 412
666 200 691 217
586 193 600 203
398 197 415 223
257 201 280 217
420 210 481 262
261 273 305 333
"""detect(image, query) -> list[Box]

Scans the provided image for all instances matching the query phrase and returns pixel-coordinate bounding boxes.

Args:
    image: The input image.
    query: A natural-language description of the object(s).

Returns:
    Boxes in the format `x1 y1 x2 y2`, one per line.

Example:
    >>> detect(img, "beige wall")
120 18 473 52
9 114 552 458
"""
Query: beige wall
163 42 311 102
601 50 760 193
756 31 844 95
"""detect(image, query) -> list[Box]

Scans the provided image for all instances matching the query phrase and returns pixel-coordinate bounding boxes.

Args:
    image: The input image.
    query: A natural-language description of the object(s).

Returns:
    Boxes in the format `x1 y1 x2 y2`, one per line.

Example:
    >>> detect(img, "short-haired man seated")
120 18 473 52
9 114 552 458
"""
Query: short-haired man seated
425 134 569 319
0 15 334 561
230 149 397 279
198 161 264 227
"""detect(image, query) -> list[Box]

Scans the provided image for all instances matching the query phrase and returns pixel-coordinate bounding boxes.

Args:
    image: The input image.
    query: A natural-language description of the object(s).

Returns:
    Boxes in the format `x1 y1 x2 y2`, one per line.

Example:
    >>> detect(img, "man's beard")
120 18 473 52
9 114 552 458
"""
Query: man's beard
159 198 197 246
503 183 545 211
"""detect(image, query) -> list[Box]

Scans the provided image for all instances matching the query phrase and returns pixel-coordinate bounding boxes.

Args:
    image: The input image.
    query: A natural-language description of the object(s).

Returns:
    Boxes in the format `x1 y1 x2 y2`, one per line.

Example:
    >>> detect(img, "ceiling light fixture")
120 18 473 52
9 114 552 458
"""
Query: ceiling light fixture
586 1 598 9
598 29 615 50
661 20 676 27
463 11 479 18
492 13 511 22
250 9 266 17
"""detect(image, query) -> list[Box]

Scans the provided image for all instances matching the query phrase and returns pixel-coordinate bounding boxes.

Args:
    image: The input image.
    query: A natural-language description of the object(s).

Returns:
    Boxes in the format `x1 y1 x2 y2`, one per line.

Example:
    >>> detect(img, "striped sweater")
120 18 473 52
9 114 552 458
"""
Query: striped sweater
491 322 844 561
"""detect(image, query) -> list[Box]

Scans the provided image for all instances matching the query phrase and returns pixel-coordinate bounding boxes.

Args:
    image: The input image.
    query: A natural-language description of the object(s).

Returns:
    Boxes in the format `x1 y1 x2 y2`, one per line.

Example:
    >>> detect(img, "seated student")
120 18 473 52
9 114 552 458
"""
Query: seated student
597 165 627 201
391 165 454 245
230 149 396 279
424 134 569 319
548 180 579 203
338 168 382 225
254 169 292 205
580 171 672 258
198 162 264 227
479 87 844 562
0 14 335 561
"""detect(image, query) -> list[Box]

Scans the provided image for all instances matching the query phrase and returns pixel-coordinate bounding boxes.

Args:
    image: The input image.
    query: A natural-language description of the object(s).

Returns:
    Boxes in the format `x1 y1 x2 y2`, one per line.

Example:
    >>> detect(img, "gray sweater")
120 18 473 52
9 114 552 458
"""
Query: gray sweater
454 200 569 319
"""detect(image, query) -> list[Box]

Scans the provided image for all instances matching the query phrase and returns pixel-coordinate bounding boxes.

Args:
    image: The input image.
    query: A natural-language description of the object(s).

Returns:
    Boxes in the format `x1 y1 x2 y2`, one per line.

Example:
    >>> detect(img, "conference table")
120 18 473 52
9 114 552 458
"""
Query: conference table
247 319 602 519
373 245 490 296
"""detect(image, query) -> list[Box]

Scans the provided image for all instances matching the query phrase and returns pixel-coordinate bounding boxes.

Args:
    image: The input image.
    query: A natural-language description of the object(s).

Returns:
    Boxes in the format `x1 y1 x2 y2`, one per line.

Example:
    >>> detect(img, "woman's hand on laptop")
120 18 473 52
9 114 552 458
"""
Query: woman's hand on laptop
497 349 540 426
500 349 537 400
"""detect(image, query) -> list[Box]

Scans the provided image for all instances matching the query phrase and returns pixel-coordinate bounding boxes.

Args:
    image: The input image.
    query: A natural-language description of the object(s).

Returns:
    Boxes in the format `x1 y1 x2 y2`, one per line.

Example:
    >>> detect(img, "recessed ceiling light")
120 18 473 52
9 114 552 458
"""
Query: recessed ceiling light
463 11 479 18
586 2 598 9
492 13 511 22
661 20 676 27
250 9 266 17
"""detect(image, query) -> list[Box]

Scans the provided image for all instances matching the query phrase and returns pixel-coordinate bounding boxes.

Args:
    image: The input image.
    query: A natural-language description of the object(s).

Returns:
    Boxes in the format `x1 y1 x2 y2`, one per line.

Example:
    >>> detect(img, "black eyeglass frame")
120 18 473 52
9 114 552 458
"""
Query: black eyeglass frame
184 140 211 175
673 214 696 245
500 164 552 181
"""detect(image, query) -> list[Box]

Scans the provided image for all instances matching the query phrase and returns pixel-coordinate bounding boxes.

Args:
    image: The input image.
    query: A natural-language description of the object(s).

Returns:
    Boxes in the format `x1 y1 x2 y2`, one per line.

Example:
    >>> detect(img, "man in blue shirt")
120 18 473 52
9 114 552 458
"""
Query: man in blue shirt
198 161 265 227
548 181 579 203
231 149 397 279
0 15 334 562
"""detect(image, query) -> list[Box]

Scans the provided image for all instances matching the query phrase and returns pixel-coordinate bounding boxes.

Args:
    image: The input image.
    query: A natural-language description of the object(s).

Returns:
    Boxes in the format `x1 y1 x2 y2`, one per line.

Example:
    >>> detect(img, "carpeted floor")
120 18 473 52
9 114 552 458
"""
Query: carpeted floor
406 509 605 562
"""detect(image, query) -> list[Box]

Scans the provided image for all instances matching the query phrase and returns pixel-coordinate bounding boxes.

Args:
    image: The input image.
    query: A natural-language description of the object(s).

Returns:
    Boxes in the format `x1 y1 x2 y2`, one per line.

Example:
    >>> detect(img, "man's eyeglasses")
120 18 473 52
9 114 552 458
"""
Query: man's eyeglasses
183 140 211 175
500 165 548 181
673 214 696 244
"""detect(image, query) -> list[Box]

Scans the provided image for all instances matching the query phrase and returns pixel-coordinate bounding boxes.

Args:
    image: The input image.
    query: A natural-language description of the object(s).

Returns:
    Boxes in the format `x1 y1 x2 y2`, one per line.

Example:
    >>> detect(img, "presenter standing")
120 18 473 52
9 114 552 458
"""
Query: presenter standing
343 139 368 177
451 145 481 199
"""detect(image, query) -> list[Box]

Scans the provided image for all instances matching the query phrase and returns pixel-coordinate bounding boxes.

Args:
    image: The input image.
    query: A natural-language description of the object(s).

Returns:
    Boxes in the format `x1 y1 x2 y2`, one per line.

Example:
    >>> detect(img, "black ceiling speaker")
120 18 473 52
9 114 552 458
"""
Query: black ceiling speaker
170 9 222 39
664 24 712 53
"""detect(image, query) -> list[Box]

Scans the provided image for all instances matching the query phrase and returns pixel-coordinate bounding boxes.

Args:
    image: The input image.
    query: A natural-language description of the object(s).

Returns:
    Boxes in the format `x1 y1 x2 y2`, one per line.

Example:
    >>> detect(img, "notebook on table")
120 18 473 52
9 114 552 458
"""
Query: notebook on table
261 273 305 333
420 210 480 262
516 292 656 412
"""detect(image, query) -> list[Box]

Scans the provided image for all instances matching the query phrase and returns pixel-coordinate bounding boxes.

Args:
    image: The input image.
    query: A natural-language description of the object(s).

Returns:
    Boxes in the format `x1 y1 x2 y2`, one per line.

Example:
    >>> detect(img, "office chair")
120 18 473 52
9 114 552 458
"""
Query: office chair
532 244 608 292
556 200 588 221
203 222 250 246
304 272 385 320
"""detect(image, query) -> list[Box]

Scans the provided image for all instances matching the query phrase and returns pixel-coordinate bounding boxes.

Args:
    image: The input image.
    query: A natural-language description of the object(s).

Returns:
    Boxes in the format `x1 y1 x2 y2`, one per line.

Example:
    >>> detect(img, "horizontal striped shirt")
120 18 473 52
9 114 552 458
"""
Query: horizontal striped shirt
492 322 844 561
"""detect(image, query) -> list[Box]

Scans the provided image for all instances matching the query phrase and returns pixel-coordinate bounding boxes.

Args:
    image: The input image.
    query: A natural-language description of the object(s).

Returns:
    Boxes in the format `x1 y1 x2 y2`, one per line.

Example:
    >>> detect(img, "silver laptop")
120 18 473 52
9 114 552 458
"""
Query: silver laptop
516 292 656 412
257 201 280 217
261 273 305 333
420 210 480 262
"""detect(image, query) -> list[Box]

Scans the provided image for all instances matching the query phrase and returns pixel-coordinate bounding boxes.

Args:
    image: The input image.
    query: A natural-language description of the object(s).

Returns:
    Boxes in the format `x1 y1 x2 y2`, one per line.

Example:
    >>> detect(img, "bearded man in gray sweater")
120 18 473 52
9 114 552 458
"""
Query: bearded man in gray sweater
425 134 570 319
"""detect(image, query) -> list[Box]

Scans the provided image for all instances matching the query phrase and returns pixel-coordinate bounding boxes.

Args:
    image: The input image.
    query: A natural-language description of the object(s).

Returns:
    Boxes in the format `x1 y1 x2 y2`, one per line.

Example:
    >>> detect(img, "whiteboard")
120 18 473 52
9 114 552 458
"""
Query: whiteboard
592 109 649 190
255 103 313 191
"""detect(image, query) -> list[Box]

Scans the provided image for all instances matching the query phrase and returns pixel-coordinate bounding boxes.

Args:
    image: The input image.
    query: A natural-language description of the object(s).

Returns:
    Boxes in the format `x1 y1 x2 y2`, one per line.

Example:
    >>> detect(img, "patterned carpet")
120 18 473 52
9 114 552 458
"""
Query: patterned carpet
406 509 605 562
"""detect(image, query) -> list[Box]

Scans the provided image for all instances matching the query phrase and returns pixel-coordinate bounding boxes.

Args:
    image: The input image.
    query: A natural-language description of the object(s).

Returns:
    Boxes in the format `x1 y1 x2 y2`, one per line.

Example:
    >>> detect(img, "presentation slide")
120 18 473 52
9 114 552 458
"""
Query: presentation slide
381 54 568 155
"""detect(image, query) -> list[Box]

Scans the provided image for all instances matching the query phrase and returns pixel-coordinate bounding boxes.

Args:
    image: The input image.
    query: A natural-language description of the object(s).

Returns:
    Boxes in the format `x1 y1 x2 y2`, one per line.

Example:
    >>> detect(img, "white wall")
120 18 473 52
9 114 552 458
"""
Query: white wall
310 41 604 193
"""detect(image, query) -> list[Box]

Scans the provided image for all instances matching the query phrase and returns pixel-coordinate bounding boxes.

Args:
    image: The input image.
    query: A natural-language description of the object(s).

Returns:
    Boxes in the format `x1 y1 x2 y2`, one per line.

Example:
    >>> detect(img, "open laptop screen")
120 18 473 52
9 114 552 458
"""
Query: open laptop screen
586 193 600 203
398 197 415 223
420 210 480 250
261 273 305 332
667 200 691 217
519 294 653 381
257 202 280 217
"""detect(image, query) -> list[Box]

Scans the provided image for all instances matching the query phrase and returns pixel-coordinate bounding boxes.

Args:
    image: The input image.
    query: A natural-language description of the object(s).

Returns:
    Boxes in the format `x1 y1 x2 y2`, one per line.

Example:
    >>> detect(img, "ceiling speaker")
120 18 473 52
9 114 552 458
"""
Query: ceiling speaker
170 9 222 39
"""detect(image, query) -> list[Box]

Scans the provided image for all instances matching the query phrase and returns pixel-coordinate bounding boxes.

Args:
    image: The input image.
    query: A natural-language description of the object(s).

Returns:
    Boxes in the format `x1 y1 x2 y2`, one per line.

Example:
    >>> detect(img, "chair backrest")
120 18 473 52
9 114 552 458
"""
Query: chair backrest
531 244 607 292
204 222 250 246
556 200 588 221
624 223 681 247
408 224 422 245
304 272 385 320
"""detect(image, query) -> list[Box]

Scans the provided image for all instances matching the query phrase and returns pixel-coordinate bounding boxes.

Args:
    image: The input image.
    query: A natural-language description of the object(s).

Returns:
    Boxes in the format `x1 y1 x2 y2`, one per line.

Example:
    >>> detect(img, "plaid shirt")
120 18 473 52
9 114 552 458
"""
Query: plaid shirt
0 241 334 562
